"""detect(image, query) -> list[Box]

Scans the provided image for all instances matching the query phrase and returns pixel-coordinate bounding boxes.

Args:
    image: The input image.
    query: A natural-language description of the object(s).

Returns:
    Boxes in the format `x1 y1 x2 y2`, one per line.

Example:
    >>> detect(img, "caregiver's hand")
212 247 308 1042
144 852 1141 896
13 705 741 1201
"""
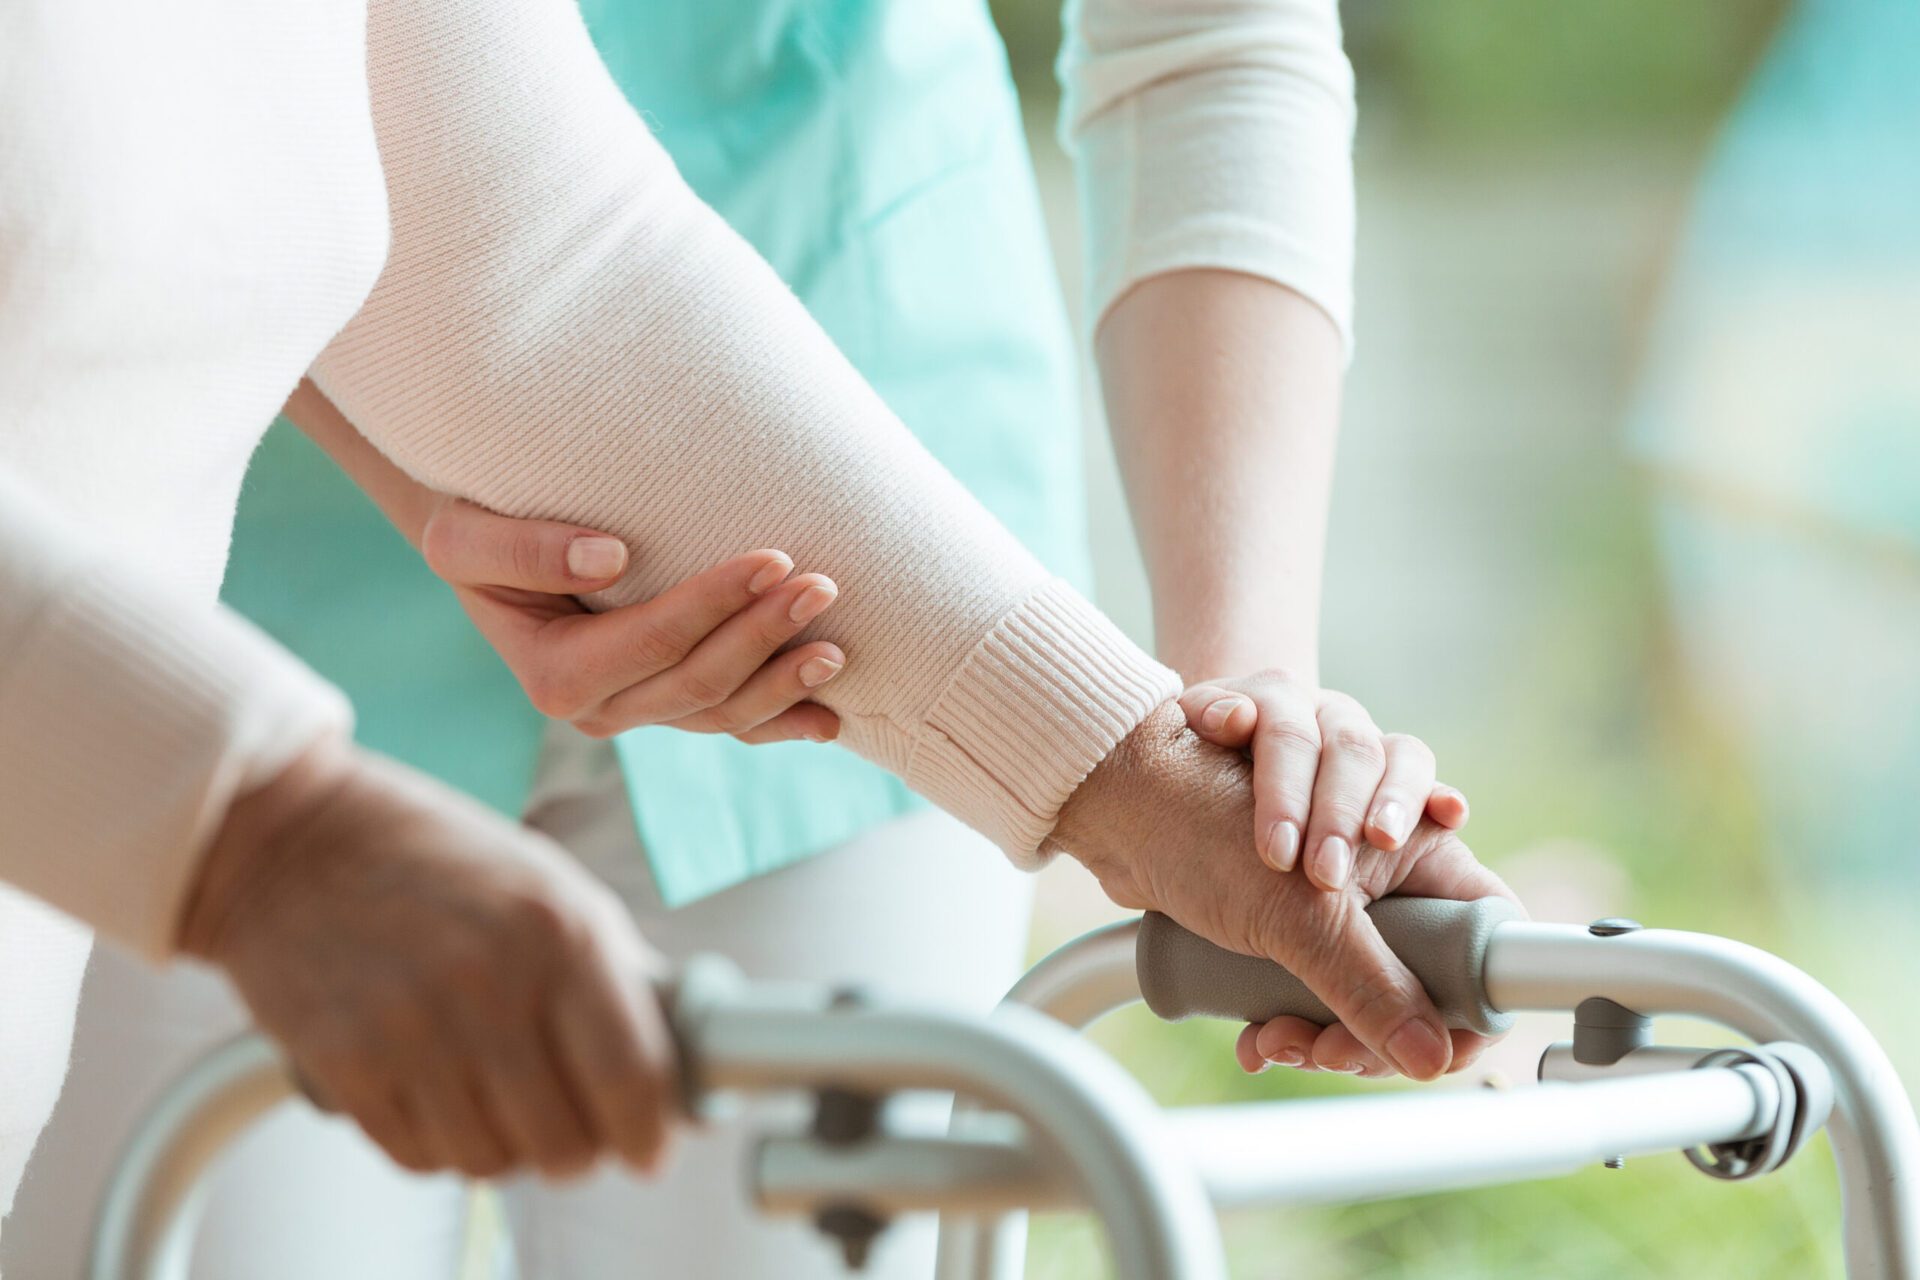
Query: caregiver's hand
179 736 679 1180
1054 702 1521 1082
419 497 845 744
1177 671 1468 891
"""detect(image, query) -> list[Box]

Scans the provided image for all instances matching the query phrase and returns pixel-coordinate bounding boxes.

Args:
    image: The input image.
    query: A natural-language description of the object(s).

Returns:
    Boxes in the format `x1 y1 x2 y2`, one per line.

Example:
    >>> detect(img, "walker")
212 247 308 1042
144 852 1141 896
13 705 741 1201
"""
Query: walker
90 898 1920 1279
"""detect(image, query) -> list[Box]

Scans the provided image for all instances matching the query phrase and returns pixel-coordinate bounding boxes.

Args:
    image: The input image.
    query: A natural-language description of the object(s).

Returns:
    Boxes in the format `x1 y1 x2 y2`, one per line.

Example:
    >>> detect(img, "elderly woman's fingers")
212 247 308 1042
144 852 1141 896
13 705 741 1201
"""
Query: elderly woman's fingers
547 939 679 1175
1360 734 1438 852
577 575 839 736
1308 1022 1391 1077
1251 1015 1324 1072
1300 695 1386 891
472 1036 600 1180
407 1065 515 1179
422 498 633 593
1447 1029 1495 1076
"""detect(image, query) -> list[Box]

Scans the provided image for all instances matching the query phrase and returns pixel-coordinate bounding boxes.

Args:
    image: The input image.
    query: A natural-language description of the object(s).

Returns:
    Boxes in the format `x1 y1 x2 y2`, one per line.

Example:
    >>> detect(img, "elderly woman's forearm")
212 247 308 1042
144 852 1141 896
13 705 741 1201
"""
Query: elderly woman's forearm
310 0 1180 861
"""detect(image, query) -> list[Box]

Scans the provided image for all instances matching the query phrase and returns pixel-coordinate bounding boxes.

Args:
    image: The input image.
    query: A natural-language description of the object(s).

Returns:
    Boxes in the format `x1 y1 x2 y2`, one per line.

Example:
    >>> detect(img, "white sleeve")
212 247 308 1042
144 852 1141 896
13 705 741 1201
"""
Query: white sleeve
0 472 352 957
1058 0 1357 351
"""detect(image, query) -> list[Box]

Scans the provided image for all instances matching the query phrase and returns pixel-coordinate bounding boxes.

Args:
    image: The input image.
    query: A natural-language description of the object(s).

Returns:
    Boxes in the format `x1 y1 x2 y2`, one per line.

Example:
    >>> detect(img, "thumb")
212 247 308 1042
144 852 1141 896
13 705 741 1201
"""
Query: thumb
421 499 628 593
1285 896 1454 1081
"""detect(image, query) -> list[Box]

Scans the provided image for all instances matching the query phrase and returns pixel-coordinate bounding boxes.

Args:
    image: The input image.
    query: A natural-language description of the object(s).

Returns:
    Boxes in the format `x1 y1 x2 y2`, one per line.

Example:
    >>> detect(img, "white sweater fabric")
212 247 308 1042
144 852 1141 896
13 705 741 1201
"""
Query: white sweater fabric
0 0 1352 1216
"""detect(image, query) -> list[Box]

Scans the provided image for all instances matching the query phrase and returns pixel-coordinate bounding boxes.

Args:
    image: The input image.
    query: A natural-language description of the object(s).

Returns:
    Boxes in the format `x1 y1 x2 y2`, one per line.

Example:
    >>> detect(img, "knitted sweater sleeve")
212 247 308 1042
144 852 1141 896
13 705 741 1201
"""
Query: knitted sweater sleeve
310 0 1182 862
1058 0 1358 351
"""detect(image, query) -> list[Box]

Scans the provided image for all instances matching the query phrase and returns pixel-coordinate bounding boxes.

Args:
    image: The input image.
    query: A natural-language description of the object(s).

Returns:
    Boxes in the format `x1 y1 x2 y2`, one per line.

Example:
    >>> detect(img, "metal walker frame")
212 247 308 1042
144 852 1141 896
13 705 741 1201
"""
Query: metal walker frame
91 911 1920 1280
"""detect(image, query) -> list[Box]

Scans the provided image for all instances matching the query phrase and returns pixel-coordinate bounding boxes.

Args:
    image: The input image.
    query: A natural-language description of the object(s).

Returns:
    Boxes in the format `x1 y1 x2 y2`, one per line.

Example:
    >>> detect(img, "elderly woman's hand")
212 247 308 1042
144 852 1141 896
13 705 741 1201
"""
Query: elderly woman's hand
1176 671 1469 890
417 497 846 744
179 736 680 1180
1055 703 1520 1082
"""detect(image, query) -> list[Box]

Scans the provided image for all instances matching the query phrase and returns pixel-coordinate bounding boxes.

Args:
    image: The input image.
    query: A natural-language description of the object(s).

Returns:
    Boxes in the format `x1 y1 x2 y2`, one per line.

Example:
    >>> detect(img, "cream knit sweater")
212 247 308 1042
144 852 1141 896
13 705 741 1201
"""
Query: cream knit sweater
0 0 1351 1213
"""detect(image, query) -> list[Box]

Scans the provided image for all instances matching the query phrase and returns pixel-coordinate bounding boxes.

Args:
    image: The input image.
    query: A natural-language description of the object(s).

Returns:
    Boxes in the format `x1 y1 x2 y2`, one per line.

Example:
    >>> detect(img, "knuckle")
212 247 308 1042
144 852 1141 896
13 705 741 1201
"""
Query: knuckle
523 669 586 720
510 529 554 587
670 669 732 712
1382 732 1434 765
1328 726 1386 764
622 623 689 676
1253 666 1305 688
1262 718 1322 754
699 702 751 736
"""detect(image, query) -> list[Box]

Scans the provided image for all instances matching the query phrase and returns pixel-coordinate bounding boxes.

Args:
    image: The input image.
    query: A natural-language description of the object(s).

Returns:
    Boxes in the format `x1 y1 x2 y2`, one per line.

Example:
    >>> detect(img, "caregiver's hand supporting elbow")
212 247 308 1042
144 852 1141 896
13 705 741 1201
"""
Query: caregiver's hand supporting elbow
417 498 846 744
1053 703 1520 1082
179 736 679 1180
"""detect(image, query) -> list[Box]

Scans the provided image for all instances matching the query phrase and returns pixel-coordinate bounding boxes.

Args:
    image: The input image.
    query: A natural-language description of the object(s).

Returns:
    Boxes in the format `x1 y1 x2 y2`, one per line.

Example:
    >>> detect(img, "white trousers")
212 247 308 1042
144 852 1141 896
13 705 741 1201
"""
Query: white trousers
1 728 1034 1279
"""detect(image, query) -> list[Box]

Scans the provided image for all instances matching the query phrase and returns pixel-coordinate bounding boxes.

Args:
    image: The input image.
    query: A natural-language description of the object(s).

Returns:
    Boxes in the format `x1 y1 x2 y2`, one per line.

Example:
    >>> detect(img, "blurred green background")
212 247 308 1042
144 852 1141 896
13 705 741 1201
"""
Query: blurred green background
990 0 1918 1276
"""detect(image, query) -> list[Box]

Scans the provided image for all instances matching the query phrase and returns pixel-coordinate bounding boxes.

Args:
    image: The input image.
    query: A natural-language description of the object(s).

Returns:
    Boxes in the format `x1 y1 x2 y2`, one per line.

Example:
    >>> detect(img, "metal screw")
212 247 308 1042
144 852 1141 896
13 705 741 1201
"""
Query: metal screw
1589 917 1643 937
1604 1156 1626 1170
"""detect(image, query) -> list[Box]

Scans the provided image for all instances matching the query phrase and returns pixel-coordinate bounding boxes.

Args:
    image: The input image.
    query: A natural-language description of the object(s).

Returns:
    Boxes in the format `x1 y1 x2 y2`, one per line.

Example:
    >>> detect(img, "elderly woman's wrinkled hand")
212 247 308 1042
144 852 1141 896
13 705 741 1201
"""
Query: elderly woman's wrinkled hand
179 737 681 1180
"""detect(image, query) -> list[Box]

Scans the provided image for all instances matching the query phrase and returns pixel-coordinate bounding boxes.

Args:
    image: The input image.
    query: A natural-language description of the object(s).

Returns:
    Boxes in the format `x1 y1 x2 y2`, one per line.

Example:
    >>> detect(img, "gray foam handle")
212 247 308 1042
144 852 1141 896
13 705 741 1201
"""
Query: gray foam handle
1135 896 1522 1037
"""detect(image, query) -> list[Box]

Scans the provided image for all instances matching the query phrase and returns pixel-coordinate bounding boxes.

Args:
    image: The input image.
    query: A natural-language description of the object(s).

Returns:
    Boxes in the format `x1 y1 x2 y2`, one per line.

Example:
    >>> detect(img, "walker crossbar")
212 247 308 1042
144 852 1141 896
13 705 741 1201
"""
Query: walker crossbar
91 906 1920 1280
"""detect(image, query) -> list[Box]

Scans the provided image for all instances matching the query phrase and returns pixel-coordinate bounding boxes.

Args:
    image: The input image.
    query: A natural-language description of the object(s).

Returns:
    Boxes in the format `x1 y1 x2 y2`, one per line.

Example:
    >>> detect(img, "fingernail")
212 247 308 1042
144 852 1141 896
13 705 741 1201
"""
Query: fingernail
1314 835 1353 889
788 581 837 624
1371 799 1408 845
1199 695 1248 734
1262 820 1301 873
566 536 626 580
1326 1061 1364 1076
746 555 793 594
1264 1047 1305 1069
1387 1019 1450 1081
804 731 832 744
1254 1060 1275 1075
797 656 842 688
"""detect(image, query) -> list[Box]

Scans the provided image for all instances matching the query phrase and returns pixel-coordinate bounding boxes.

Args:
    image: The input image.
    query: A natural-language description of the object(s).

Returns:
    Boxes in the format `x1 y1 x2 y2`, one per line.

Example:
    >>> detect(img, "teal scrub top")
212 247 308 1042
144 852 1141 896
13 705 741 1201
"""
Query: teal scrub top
223 0 1088 905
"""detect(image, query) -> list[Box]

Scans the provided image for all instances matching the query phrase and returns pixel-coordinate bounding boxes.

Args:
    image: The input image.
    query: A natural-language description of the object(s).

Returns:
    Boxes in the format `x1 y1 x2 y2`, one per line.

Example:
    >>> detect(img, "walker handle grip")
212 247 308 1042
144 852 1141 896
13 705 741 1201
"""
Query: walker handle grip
1135 896 1521 1037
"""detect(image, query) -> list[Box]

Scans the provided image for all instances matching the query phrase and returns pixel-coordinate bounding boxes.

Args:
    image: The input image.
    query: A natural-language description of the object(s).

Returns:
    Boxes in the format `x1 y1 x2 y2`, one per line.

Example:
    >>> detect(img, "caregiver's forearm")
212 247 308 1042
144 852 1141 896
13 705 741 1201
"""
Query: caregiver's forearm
308 0 1180 861
1098 269 1344 684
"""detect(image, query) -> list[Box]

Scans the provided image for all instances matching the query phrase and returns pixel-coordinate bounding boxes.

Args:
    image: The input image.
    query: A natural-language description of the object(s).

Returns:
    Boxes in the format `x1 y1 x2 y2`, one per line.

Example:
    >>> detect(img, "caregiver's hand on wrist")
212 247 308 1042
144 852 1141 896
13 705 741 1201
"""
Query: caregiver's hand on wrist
418 496 846 744
1053 702 1520 1082
1176 670 1468 889
179 735 679 1181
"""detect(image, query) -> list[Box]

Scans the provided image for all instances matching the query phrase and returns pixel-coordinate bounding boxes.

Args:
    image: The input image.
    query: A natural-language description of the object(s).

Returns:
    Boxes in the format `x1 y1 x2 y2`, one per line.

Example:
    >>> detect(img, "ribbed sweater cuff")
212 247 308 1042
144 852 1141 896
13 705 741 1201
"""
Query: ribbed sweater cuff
909 579 1181 865
0 591 352 959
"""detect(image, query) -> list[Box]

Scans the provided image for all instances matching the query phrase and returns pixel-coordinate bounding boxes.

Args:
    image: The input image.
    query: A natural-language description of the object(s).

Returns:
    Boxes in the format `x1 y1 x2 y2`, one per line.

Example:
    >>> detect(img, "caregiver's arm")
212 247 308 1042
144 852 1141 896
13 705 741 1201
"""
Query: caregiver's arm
1063 0 1466 908
284 381 848 745
306 0 1487 1080
1060 0 1357 680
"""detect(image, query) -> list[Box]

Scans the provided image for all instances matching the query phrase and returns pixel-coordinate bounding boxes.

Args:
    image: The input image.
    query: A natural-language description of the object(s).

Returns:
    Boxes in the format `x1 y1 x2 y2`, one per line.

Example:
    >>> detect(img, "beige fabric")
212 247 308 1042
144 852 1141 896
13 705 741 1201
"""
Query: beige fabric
1060 0 1357 349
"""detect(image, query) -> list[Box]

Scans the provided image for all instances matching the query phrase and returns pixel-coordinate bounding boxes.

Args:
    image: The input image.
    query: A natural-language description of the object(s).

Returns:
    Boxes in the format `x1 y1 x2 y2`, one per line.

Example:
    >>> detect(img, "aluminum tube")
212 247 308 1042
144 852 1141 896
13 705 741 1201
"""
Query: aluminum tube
89 1035 294 1280
762 1066 1781 1217
935 918 1143 1280
1486 923 1920 1279
700 998 1224 1280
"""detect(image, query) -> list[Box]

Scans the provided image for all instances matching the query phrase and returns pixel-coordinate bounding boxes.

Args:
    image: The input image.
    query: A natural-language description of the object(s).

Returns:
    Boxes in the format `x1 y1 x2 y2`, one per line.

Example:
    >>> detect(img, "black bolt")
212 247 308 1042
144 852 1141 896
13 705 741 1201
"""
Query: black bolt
1589 918 1643 937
